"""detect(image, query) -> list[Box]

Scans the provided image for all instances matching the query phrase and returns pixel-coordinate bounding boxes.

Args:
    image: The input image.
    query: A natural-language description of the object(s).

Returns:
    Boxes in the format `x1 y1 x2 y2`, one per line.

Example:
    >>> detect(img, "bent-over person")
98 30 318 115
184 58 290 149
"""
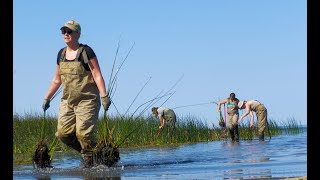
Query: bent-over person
237 100 268 141
152 107 176 137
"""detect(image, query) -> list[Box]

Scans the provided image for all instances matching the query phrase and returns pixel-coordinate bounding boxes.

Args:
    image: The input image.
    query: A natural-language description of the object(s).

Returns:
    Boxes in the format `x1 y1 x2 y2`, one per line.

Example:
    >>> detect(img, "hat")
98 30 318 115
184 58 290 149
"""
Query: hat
238 101 244 109
60 20 81 33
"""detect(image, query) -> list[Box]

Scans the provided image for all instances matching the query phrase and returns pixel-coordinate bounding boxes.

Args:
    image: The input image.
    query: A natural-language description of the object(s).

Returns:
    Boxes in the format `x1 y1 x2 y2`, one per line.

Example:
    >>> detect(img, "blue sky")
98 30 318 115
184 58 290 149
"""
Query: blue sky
13 0 307 126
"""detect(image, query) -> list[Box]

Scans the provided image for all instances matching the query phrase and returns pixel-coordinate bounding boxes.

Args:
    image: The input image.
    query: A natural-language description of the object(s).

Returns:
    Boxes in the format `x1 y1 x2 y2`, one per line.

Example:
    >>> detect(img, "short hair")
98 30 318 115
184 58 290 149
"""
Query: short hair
151 107 158 112
229 93 236 99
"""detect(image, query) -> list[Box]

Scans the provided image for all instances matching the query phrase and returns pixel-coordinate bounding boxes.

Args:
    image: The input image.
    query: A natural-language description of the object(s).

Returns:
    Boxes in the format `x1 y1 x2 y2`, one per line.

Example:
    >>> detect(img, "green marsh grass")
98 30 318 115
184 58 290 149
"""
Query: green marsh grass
13 112 305 164
279 117 304 134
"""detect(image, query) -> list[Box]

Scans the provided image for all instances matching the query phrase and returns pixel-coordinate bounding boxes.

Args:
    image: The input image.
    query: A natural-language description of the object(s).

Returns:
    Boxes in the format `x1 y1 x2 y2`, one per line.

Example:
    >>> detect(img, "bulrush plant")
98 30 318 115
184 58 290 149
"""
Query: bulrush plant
90 40 135 167
92 111 120 167
32 138 51 168
32 87 61 169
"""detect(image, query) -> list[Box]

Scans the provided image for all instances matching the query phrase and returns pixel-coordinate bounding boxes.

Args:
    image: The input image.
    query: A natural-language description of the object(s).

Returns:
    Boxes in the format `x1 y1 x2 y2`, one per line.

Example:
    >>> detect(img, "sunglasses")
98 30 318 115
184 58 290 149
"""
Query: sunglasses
61 29 73 35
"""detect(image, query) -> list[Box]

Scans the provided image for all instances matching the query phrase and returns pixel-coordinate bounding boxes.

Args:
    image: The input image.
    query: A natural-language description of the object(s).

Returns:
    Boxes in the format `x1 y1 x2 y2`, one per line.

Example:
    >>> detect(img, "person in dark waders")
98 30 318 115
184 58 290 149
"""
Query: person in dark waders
217 93 240 142
152 107 176 139
42 20 111 168
237 100 268 141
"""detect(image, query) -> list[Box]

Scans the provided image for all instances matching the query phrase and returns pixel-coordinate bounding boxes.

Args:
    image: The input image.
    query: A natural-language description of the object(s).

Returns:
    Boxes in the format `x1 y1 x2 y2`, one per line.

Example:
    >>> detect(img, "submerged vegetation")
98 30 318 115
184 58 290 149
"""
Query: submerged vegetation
13 111 305 164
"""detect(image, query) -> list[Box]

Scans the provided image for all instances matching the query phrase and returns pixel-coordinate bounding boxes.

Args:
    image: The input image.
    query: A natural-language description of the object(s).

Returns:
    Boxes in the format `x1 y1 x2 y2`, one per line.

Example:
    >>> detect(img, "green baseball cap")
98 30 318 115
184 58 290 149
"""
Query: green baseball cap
60 20 81 33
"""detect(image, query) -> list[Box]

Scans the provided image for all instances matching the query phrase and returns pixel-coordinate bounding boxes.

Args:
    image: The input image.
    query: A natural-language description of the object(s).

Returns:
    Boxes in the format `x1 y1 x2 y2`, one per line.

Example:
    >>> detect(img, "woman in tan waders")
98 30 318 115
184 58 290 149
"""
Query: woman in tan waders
217 93 240 142
237 100 268 141
42 20 111 168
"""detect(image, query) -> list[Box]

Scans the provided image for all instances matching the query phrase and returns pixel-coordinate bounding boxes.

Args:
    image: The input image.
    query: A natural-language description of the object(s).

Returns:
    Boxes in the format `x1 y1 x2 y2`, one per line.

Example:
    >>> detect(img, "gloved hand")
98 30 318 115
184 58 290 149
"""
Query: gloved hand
101 95 111 111
219 120 225 127
42 99 50 111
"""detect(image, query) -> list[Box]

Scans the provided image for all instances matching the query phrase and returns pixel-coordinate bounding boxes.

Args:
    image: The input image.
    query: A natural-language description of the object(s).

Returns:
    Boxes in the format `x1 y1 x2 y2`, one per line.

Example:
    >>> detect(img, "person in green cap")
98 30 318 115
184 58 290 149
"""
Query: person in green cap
42 19 111 168
217 92 240 142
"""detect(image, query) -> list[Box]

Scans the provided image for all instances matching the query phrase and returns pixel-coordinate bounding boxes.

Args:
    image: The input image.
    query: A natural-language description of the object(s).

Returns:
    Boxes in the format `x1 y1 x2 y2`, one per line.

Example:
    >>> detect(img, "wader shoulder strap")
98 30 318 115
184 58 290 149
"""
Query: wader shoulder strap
82 48 89 64
75 45 89 64
75 46 84 61
59 47 67 62
59 45 89 64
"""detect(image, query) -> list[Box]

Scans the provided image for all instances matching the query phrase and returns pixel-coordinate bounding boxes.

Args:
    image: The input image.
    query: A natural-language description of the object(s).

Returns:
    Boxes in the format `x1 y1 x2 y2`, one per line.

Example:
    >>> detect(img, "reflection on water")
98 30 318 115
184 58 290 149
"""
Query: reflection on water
13 129 307 179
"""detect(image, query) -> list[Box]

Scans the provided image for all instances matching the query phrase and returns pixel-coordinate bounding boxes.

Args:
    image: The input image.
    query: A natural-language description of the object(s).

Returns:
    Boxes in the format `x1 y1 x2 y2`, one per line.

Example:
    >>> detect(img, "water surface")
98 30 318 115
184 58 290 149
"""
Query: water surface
13 130 307 179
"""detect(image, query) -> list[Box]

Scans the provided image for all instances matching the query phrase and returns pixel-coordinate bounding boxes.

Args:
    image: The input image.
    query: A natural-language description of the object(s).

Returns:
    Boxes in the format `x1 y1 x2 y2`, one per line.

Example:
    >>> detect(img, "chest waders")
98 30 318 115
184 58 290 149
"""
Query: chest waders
226 100 239 142
251 102 267 141
55 46 101 163
163 109 176 139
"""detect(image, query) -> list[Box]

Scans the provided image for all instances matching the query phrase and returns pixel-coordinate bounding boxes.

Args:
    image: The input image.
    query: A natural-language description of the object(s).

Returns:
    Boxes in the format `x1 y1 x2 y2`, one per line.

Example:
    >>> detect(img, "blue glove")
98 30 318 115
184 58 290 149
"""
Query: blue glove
42 99 50 111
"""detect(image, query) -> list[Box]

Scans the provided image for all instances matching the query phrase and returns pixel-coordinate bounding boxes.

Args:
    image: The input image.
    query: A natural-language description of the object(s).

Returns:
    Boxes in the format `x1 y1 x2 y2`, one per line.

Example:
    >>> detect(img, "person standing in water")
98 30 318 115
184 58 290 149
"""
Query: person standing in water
42 20 111 167
217 93 240 142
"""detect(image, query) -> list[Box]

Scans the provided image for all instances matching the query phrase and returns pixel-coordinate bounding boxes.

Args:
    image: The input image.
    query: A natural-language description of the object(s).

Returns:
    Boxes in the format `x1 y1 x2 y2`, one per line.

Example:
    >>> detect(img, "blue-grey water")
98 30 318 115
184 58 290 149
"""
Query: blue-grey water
13 129 307 179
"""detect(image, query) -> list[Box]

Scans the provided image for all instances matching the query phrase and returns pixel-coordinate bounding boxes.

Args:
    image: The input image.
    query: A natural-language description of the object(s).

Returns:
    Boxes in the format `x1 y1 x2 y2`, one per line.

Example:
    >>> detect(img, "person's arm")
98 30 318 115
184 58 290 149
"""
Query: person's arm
217 98 228 112
88 57 107 97
159 115 165 128
249 111 254 128
238 102 251 124
44 65 62 100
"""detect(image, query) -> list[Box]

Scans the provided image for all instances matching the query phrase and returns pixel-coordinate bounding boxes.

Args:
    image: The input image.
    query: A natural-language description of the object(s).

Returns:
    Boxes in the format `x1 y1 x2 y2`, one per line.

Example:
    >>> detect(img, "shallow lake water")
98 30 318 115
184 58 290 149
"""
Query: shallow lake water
13 129 307 179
